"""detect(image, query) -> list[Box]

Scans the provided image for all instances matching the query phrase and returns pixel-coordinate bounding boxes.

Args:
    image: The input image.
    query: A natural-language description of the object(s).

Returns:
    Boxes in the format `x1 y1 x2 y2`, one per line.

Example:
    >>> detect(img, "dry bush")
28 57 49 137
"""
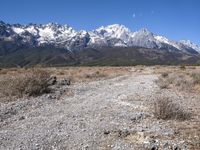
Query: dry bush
85 71 106 79
157 68 200 92
190 72 200 84
58 71 65 75
180 65 186 70
188 66 196 70
156 72 193 90
156 72 176 89
153 97 190 120
0 69 9 75
52 67 131 83
0 68 52 98
161 72 168 78
156 71 174 89
172 75 193 90
156 77 169 89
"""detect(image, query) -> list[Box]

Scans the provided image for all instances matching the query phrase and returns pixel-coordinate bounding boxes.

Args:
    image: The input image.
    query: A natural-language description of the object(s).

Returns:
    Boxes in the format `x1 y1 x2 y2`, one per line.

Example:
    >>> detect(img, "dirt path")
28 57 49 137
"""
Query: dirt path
1 68 160 149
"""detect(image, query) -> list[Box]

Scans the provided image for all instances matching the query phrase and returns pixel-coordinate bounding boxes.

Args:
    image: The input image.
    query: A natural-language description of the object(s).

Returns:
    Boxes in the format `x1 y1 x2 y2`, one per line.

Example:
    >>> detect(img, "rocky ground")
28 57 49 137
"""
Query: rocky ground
0 67 199 150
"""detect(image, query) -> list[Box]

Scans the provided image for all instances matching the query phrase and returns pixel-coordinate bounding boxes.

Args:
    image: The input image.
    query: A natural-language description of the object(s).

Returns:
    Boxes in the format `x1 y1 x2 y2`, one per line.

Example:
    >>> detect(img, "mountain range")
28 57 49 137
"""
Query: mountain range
0 21 200 67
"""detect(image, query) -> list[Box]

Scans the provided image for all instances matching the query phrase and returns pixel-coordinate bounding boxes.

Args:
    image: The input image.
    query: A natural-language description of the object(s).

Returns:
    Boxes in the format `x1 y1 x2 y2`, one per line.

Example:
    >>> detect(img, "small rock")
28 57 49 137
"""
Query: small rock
66 135 70 138
103 131 110 135
163 142 169 149
19 116 25 120
151 146 158 150
118 129 130 138
51 76 57 85
84 145 89 149
60 79 71 86
174 146 181 150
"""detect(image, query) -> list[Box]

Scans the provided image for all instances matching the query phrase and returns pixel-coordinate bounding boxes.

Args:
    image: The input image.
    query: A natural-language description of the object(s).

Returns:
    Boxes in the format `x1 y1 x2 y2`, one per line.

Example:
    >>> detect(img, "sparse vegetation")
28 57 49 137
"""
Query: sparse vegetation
0 67 131 101
85 71 106 79
156 77 169 89
0 68 52 99
180 65 186 70
153 97 190 120
0 66 199 149
156 68 200 91
190 72 200 84
53 67 131 82
161 72 168 78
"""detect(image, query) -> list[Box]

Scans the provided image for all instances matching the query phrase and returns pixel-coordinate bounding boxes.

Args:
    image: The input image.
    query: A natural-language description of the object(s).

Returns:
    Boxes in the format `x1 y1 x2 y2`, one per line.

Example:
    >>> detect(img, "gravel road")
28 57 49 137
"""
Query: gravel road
0 68 161 150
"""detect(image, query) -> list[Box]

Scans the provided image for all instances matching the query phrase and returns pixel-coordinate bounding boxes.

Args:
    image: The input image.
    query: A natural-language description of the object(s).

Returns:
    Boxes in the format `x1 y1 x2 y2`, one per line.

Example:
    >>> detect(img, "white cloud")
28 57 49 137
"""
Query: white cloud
132 13 136 19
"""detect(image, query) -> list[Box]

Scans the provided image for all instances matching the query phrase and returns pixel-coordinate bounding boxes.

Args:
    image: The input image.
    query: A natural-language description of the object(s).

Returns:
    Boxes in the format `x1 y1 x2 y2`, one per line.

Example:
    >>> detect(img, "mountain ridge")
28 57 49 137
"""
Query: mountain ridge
1 21 200 67
0 21 199 53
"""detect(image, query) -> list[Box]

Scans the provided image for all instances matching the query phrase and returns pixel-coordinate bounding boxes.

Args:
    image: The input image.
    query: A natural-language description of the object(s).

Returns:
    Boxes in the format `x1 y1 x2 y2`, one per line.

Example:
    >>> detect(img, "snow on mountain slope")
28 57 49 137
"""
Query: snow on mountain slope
25 26 38 36
12 27 25 34
36 23 77 45
38 26 56 43
87 31 108 47
0 21 199 53
130 28 158 48
180 40 200 53
154 35 181 50
96 24 133 42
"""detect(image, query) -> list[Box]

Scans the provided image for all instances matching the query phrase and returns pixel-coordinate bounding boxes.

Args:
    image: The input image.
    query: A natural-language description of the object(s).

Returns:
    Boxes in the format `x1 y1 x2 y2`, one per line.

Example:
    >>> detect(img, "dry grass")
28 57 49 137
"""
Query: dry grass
161 72 168 78
155 66 200 92
190 72 200 84
156 73 193 90
0 67 131 101
50 67 131 83
178 124 200 149
153 97 190 120
0 68 52 99
153 66 200 148
0 67 131 83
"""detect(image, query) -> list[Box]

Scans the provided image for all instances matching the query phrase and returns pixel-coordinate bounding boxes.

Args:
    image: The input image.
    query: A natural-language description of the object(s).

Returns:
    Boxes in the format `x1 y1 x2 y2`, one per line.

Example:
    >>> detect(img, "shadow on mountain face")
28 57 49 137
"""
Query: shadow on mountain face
0 43 200 68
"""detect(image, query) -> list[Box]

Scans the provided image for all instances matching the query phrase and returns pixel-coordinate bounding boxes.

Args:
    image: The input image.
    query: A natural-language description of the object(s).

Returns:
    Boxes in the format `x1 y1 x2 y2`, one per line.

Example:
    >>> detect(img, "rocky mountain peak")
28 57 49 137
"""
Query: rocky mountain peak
0 20 199 53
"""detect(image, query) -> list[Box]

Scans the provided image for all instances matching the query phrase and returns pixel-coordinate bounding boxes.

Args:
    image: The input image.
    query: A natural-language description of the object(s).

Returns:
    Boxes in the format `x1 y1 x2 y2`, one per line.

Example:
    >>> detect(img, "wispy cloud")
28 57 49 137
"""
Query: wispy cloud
132 11 154 20
132 13 136 19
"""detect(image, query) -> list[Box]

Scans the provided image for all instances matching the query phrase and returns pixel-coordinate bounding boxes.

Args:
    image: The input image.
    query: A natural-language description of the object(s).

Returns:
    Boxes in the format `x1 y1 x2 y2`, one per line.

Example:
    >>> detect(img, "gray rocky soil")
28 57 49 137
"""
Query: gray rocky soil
0 68 198 150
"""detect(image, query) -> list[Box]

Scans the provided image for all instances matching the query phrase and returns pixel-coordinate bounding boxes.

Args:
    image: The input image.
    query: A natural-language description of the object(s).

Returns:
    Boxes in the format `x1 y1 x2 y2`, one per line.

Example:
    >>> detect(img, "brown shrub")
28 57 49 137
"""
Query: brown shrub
156 72 193 91
156 77 169 89
0 68 52 98
58 71 65 75
153 97 190 120
190 72 200 84
180 65 186 70
0 69 9 75
84 71 106 79
161 72 168 78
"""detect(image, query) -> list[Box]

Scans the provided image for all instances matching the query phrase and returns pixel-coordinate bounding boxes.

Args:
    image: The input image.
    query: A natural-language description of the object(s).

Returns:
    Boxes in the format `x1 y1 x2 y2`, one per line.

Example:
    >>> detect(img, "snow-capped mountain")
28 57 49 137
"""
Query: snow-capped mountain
179 40 200 53
0 21 199 54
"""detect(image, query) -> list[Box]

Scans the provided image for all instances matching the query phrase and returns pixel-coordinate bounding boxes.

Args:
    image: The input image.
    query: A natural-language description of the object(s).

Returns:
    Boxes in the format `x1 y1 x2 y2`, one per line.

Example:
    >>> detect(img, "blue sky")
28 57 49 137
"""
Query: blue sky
0 0 199 44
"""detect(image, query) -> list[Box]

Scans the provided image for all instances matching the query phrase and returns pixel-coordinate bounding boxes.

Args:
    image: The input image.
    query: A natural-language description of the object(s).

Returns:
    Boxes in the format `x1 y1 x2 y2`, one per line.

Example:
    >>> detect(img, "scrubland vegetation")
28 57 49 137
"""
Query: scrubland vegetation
152 97 190 120
0 66 199 149
0 69 52 101
156 65 200 92
153 66 200 149
0 67 131 101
